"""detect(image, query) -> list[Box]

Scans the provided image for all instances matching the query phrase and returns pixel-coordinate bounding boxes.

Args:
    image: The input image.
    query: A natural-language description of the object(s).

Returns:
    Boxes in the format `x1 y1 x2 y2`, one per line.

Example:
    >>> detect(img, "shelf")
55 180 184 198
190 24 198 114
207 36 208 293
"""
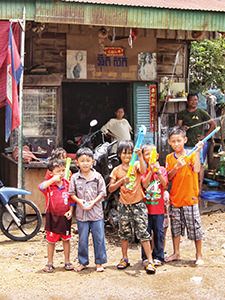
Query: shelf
168 98 187 102
160 98 187 102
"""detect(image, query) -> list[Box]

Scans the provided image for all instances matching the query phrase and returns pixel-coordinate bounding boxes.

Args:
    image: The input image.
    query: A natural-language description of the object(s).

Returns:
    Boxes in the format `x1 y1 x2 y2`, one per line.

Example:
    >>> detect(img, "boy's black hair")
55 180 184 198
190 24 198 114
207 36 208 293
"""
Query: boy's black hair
47 158 66 171
169 126 186 138
117 140 134 156
76 147 94 159
142 143 156 153
50 147 67 159
187 92 198 101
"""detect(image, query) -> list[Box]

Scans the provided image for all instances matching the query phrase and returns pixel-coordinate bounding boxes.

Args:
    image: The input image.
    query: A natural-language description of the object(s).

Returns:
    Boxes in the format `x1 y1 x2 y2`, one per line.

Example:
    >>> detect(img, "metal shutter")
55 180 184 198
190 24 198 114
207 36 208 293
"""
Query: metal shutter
134 83 155 144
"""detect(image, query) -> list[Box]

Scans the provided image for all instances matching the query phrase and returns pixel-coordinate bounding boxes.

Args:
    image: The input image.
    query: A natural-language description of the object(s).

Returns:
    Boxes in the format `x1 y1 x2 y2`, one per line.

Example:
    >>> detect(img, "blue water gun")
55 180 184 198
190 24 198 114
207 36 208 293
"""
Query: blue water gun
126 125 147 177
187 126 220 157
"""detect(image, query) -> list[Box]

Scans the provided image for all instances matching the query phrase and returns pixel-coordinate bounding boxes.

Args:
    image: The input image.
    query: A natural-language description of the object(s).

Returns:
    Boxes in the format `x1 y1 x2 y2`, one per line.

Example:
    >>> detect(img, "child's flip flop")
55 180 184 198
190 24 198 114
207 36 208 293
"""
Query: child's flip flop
43 264 55 273
65 262 74 271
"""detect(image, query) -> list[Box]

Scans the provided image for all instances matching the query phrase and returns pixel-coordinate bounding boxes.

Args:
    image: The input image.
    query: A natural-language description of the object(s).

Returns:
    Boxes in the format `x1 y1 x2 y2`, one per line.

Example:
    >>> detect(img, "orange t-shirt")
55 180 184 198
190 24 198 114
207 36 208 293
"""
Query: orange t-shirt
110 162 145 205
166 151 199 207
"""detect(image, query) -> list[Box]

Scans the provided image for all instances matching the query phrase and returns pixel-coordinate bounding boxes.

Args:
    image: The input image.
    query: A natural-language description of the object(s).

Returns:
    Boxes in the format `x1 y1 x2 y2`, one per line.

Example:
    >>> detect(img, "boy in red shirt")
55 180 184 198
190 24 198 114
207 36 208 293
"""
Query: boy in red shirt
39 158 74 272
141 144 168 266
165 126 204 265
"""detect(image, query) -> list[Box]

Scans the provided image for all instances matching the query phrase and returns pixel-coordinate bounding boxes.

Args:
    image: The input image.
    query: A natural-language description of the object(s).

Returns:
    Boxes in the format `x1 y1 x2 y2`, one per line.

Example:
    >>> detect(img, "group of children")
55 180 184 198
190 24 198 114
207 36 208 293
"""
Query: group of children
39 126 204 274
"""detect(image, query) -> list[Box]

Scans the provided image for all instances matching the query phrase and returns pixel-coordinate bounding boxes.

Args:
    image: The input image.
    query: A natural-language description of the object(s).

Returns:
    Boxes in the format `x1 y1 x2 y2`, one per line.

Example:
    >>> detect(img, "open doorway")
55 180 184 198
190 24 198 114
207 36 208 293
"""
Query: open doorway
62 82 132 152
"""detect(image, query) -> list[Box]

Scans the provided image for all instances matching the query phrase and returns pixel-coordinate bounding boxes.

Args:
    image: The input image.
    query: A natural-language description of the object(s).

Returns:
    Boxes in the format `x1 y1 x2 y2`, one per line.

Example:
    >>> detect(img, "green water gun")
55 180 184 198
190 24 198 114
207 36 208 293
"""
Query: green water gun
65 157 72 180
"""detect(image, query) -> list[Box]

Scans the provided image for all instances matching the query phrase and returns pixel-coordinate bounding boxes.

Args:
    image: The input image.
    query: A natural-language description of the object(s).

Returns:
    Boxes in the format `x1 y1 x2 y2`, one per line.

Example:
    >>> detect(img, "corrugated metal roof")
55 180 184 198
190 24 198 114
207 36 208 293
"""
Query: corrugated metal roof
36 1 225 32
0 0 35 21
62 0 225 12
0 1 224 32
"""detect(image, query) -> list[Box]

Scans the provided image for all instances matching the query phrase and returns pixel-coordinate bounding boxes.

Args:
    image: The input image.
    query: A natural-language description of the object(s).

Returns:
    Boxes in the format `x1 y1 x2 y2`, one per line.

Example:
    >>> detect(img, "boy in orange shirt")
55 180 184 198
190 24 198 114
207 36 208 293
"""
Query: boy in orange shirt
165 126 204 265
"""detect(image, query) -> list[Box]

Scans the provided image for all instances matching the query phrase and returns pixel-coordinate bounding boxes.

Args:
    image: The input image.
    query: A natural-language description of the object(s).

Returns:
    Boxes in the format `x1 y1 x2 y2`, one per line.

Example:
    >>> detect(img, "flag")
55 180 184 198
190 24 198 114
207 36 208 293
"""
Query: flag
5 24 23 142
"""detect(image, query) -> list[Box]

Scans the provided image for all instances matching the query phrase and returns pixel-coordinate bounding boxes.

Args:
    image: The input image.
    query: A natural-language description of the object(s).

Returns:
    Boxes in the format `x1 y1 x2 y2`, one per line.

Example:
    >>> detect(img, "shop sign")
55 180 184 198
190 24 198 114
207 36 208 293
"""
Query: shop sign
104 47 124 56
97 54 128 72
149 84 157 132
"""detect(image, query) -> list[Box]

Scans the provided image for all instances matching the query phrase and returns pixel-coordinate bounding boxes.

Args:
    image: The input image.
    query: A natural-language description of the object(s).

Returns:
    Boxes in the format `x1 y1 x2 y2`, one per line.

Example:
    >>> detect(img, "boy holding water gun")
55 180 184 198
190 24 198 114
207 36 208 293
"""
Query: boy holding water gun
109 140 156 274
141 144 168 266
39 158 74 272
45 148 72 181
165 126 204 265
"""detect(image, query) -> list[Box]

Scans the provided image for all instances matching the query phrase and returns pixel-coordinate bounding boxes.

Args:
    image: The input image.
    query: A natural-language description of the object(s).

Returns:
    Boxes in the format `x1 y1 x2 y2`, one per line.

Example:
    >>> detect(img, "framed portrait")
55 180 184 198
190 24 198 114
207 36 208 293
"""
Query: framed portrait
138 52 157 81
67 50 87 79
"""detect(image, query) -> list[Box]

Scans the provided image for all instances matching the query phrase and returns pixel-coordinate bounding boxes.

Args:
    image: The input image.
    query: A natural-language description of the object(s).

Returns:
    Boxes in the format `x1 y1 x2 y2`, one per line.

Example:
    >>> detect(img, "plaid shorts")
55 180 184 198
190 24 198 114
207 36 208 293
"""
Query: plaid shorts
118 201 150 242
170 204 203 240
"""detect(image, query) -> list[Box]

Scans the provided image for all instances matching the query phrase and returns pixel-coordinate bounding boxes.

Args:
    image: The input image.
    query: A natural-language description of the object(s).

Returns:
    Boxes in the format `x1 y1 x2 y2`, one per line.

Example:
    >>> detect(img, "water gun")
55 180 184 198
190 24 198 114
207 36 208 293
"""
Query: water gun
64 157 72 180
126 125 147 178
186 126 221 157
148 148 157 172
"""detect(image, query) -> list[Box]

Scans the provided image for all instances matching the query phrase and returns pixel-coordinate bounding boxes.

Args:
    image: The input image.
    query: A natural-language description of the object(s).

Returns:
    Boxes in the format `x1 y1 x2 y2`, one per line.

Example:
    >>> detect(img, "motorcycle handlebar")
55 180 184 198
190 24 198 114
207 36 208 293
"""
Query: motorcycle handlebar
109 140 118 146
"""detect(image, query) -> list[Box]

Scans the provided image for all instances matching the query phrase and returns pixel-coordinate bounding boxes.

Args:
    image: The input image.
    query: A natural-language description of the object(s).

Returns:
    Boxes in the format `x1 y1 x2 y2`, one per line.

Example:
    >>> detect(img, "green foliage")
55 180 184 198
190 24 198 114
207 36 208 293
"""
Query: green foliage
189 37 225 92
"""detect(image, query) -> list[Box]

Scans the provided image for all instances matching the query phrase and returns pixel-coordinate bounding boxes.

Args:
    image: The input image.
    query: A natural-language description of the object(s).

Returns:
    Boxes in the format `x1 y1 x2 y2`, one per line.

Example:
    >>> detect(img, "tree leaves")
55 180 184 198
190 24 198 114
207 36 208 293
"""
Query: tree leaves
189 37 225 92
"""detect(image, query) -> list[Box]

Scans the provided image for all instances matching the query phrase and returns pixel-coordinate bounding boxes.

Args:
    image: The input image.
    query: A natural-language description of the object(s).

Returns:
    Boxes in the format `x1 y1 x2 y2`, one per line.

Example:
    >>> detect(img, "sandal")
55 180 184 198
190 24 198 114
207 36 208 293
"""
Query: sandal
145 261 156 274
117 258 130 270
74 264 87 272
43 264 55 273
96 266 104 272
153 259 163 266
65 262 74 271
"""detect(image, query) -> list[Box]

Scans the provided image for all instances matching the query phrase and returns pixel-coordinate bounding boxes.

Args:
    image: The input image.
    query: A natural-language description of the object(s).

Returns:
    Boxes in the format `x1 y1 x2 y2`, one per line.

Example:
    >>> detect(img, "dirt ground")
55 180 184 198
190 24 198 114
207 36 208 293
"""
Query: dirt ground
0 208 225 300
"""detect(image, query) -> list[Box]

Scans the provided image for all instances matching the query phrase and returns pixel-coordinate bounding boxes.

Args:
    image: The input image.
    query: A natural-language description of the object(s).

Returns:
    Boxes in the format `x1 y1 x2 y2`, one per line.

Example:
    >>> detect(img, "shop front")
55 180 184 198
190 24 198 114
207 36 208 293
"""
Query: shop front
1 0 224 212
0 22 209 212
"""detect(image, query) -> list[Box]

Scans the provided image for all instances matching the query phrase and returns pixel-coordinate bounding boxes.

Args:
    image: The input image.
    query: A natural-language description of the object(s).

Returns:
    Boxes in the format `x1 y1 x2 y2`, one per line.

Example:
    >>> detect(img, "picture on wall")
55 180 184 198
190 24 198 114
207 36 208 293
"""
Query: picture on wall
67 50 87 79
138 52 157 81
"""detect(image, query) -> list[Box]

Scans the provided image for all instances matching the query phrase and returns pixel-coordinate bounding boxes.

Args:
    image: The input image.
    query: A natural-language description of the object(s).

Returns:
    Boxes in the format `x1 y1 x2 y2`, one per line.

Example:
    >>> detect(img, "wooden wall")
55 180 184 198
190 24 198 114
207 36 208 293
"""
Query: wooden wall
24 23 192 82
24 23 216 82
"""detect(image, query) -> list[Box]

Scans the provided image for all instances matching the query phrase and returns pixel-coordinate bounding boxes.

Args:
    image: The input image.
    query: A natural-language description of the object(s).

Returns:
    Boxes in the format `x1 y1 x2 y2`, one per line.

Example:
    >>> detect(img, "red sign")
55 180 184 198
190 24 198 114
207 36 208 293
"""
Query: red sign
104 47 124 56
149 84 157 132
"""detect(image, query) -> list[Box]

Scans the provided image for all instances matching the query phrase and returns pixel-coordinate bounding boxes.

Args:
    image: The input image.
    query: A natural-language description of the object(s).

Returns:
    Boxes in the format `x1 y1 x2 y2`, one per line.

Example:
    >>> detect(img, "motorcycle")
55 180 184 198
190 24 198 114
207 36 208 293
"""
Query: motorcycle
0 180 42 241
66 119 101 152
68 119 121 229
94 139 120 229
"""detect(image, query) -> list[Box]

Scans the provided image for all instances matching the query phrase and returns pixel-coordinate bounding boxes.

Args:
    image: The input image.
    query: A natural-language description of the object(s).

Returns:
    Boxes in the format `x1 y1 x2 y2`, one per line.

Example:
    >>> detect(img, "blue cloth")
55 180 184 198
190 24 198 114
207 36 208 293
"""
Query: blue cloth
197 93 207 110
141 214 165 262
77 219 107 265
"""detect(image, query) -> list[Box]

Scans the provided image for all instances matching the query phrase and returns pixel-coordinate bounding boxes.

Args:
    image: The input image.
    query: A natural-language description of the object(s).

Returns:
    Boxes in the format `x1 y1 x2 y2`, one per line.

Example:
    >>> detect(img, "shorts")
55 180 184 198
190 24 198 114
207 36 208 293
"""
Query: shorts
46 231 71 244
170 204 203 241
118 200 150 242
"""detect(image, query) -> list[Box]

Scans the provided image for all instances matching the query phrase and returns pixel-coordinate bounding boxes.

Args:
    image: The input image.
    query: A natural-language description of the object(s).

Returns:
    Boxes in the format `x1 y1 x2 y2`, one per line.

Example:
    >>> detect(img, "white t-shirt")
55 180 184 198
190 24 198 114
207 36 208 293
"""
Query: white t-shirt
101 118 132 152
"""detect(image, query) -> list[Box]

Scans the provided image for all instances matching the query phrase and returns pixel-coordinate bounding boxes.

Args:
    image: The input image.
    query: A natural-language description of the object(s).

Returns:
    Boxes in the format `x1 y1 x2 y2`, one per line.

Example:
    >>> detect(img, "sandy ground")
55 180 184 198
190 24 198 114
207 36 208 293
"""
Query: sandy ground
0 209 225 300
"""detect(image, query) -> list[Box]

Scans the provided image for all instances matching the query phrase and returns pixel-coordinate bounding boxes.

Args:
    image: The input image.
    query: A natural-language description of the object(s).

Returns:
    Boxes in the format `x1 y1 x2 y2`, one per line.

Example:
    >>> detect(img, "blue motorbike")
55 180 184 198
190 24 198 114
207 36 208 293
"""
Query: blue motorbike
0 180 42 241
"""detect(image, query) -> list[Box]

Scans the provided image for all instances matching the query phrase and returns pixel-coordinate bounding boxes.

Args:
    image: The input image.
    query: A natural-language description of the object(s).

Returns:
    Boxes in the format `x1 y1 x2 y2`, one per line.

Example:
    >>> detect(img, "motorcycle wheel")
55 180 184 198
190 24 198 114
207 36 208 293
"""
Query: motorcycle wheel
0 198 42 241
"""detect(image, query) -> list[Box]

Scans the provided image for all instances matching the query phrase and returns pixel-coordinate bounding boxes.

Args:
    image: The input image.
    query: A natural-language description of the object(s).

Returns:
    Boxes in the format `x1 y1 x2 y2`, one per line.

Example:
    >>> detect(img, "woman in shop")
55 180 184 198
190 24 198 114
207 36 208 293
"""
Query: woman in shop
101 107 132 153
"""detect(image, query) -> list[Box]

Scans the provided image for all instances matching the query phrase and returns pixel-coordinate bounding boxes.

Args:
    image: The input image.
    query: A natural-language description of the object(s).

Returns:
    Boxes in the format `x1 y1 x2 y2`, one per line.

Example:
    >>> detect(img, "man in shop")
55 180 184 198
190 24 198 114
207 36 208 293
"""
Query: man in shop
177 92 216 193
101 107 132 153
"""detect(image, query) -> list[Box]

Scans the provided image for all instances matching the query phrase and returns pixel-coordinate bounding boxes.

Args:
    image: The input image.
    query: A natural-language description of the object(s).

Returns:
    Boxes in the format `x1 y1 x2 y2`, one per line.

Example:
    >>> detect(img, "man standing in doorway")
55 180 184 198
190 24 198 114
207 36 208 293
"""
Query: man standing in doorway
177 93 216 193
101 107 132 153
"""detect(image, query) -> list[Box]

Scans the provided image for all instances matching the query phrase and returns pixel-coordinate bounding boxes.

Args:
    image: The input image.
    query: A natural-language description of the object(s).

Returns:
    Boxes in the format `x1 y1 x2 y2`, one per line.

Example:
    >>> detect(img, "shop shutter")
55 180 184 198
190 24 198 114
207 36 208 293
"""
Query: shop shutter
133 83 155 145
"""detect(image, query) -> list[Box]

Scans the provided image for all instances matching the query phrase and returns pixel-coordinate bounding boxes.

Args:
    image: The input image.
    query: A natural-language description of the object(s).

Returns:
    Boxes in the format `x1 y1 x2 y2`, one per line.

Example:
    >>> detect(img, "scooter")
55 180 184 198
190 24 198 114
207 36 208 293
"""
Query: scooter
0 180 42 241
68 120 121 228
66 119 101 152
94 139 120 228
